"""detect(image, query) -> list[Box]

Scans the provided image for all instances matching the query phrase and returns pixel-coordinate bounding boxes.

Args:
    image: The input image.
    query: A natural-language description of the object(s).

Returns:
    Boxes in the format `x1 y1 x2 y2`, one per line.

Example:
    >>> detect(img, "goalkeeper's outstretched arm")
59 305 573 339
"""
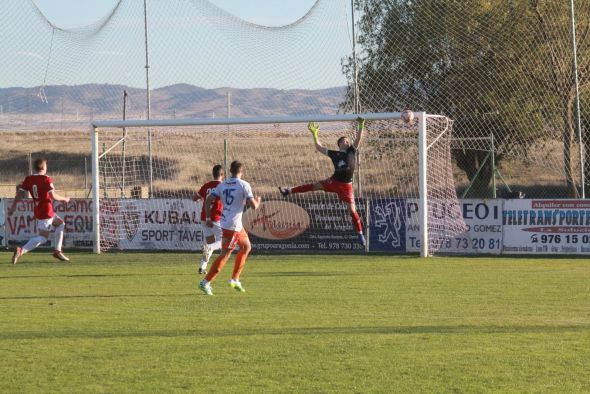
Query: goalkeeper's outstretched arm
308 122 328 155
352 117 365 149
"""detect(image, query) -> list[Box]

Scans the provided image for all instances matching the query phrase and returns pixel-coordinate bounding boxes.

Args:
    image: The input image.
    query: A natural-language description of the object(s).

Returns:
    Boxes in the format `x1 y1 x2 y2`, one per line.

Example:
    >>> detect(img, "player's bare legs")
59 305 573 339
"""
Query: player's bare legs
279 182 323 197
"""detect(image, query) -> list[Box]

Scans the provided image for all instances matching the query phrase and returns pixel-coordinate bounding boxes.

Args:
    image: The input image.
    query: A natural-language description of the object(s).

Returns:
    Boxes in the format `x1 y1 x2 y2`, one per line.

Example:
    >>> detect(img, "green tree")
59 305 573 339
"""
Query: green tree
344 0 589 197
529 0 590 197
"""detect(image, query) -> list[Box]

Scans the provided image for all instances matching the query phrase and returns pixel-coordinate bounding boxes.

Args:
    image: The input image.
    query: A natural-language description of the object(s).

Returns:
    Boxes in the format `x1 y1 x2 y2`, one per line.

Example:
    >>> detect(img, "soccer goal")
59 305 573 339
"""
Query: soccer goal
90 112 466 257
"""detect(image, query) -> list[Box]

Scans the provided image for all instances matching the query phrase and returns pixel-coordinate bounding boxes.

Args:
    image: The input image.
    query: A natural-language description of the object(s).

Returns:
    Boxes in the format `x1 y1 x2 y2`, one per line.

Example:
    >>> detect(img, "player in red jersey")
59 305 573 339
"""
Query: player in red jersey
279 117 366 247
7 158 71 264
193 164 224 274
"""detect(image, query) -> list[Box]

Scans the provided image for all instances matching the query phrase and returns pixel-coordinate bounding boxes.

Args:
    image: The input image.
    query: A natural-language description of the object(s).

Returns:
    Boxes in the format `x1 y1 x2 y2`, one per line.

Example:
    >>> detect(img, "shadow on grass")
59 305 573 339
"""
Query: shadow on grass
0 270 350 280
0 273 188 280
0 293 193 301
0 324 588 341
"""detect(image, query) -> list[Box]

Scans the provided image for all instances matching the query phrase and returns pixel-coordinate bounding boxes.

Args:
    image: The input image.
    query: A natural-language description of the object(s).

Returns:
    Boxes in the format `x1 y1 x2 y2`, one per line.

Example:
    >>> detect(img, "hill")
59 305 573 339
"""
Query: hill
0 84 347 130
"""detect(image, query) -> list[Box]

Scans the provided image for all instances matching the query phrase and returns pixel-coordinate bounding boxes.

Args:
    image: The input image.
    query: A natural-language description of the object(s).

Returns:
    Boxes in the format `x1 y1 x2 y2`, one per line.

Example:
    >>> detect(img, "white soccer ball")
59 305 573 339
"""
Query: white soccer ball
401 109 414 124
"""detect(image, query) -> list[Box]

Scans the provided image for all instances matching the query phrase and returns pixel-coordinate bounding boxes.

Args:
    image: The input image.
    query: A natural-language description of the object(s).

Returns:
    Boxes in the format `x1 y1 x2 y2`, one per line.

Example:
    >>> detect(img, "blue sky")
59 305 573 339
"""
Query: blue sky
5 1 353 89
34 0 319 28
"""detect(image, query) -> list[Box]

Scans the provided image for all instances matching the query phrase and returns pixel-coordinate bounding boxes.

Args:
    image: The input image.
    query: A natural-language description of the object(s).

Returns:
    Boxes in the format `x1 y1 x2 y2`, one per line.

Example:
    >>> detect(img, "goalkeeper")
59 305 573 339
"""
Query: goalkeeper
279 117 366 247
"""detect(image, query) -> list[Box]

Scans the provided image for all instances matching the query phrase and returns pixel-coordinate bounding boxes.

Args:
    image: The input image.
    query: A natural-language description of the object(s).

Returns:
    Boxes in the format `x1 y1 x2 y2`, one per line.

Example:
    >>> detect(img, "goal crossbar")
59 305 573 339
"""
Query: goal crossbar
91 112 419 129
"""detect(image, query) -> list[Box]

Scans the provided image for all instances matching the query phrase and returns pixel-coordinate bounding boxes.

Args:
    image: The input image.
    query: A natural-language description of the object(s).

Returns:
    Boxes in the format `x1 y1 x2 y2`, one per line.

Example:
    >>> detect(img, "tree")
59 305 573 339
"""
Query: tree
529 0 590 197
344 0 589 197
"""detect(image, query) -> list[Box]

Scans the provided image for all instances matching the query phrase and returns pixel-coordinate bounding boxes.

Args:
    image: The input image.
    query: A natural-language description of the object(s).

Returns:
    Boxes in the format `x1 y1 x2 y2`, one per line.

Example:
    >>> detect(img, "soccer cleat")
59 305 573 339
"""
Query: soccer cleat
357 233 367 248
199 280 213 296
53 250 70 262
229 279 246 292
11 247 23 265
278 186 291 197
198 267 207 275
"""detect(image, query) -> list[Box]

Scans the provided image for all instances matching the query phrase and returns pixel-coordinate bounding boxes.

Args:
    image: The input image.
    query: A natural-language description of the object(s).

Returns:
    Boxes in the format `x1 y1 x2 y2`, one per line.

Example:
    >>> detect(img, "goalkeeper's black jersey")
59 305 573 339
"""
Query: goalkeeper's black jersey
328 146 356 183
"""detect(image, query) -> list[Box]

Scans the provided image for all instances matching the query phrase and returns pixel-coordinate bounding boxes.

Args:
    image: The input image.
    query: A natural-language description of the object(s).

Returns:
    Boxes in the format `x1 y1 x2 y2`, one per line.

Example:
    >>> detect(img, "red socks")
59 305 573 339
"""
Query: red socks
351 211 363 233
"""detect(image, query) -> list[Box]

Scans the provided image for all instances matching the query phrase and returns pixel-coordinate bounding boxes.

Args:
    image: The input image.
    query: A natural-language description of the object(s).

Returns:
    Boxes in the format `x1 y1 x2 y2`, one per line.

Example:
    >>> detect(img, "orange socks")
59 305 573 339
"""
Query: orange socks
205 253 229 282
232 250 248 280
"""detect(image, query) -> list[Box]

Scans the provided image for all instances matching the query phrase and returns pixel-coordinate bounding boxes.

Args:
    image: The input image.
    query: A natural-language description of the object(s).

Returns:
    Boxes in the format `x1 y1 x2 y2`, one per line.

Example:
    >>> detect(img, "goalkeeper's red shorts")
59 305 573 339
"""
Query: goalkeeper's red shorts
221 228 249 251
320 177 354 204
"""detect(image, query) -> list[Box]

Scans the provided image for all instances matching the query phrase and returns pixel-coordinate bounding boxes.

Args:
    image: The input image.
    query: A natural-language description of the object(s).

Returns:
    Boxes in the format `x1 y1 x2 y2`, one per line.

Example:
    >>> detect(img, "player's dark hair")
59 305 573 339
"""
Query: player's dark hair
230 161 243 176
33 158 47 172
337 136 348 146
212 164 223 179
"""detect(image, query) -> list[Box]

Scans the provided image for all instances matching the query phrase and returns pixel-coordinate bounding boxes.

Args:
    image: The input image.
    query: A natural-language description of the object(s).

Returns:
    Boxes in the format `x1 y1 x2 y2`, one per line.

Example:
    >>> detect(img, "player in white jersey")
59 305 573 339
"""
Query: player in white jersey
199 161 261 295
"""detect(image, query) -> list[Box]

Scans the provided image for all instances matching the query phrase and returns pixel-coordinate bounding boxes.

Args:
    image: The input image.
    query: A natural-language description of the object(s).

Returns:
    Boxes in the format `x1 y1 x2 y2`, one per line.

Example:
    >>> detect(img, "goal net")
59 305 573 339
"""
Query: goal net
91 113 467 256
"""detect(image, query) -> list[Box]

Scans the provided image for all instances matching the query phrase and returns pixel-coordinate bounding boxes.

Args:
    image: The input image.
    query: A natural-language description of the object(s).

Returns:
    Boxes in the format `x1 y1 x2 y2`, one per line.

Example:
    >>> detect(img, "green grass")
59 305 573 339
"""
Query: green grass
0 252 589 393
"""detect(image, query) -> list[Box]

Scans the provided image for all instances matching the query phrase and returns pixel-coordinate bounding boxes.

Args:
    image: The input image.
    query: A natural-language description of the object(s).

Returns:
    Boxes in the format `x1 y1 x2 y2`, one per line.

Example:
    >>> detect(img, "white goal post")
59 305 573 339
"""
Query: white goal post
90 112 463 257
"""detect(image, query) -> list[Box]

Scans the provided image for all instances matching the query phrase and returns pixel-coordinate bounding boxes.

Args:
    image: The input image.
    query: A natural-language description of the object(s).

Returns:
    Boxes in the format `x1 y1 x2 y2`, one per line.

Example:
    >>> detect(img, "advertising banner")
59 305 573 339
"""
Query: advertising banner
404 198 503 254
114 199 204 251
368 199 407 252
244 197 367 252
3 198 204 251
4 198 93 249
9 196 590 255
503 199 590 254
246 198 502 254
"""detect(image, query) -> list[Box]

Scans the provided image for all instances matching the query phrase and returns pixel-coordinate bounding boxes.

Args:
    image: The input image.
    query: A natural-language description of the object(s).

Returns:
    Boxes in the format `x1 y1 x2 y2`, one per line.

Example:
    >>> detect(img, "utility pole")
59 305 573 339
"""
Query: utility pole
144 0 153 197
569 0 585 198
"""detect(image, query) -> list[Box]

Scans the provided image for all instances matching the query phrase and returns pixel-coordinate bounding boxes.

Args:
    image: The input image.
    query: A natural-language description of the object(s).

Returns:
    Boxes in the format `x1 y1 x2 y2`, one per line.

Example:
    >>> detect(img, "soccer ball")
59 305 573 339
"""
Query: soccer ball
401 109 414 124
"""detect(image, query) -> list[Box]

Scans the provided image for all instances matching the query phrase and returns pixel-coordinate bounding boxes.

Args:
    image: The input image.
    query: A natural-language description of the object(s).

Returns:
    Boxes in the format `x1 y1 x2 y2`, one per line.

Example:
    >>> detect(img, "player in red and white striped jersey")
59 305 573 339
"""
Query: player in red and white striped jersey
7 158 71 264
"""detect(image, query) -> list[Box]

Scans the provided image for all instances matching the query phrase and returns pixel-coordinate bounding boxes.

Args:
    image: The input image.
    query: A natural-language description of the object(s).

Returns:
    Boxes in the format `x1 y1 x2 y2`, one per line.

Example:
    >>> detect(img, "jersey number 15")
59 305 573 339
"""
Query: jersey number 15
223 188 236 205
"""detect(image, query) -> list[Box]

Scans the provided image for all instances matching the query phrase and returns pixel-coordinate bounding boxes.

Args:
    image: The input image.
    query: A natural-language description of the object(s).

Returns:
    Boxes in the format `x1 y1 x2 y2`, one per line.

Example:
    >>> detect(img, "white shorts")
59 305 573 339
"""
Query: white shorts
37 216 60 233
202 221 222 241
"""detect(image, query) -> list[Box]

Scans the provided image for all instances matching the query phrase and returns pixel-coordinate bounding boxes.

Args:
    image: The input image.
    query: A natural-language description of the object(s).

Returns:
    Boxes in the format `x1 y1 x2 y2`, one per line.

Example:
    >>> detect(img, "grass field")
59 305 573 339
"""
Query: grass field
0 252 589 393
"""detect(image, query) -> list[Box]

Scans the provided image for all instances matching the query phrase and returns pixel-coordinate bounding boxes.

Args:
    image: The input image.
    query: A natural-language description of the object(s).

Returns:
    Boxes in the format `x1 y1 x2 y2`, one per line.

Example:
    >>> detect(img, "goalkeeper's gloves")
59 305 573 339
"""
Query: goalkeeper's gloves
308 122 319 141
357 116 365 130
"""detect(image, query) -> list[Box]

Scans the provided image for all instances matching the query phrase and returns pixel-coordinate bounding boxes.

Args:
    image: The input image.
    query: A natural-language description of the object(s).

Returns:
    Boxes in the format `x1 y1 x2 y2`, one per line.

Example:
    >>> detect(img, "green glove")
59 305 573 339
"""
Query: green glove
357 116 365 130
308 122 319 141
